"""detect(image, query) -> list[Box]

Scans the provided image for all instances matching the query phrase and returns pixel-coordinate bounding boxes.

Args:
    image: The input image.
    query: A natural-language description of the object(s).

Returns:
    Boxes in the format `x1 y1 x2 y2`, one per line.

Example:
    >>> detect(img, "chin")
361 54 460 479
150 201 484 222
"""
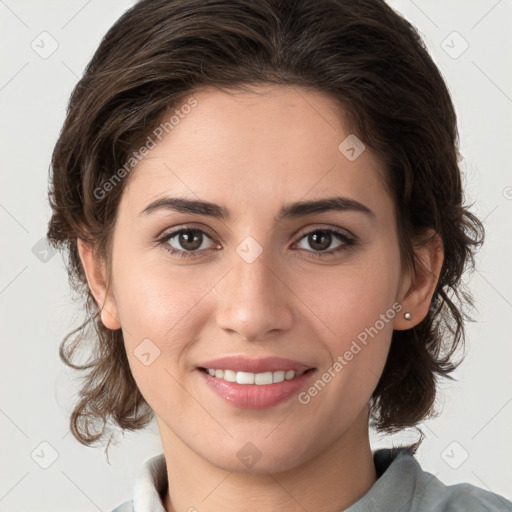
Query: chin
200 439 311 475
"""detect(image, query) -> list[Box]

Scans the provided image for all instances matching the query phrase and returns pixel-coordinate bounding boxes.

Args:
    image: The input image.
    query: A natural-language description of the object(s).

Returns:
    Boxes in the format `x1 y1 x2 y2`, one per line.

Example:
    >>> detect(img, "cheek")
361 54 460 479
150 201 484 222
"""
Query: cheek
110 250 228 394
298 251 401 348
112 266 207 413
287 268 398 459
112 243 211 338
294 246 400 400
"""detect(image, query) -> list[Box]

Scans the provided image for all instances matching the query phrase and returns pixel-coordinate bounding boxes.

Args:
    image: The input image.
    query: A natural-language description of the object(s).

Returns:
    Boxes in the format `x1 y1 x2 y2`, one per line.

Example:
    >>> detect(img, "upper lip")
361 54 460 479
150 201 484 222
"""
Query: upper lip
198 356 314 373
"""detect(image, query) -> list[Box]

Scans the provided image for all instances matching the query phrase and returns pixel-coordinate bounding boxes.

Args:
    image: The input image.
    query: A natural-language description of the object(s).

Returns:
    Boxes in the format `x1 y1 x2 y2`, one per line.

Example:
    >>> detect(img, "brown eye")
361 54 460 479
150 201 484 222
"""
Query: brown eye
295 228 355 257
159 228 218 258
306 231 333 251
176 229 203 251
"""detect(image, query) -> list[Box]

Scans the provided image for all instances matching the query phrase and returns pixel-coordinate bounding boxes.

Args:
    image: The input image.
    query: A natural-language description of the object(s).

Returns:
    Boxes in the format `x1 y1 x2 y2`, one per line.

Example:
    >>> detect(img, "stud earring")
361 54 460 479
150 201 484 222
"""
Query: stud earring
404 312 412 321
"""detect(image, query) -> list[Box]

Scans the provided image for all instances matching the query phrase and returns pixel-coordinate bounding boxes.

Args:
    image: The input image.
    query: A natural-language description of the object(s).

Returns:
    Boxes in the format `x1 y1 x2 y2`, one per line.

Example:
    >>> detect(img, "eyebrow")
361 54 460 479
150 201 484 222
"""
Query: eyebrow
139 195 375 221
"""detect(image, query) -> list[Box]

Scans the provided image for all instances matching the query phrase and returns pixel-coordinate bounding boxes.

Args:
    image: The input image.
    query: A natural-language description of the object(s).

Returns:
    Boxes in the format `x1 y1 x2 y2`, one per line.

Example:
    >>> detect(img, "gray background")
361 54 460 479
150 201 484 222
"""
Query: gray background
1 0 511 510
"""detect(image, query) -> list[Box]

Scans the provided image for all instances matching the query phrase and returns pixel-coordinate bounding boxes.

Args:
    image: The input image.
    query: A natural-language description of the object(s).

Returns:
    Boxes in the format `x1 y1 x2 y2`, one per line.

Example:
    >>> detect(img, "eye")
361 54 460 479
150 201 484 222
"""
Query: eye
157 226 356 259
293 228 355 257
158 228 219 258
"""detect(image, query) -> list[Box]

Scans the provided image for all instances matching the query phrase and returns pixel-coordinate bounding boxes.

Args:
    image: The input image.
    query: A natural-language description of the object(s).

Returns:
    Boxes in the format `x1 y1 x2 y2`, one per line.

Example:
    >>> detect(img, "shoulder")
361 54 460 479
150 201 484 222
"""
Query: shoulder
107 452 168 512
347 447 512 512
430 482 512 511
400 449 511 511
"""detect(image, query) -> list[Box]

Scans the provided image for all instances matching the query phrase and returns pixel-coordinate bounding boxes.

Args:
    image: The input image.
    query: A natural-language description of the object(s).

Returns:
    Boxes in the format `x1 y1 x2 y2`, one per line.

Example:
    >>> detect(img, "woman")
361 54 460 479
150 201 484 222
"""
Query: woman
46 0 511 510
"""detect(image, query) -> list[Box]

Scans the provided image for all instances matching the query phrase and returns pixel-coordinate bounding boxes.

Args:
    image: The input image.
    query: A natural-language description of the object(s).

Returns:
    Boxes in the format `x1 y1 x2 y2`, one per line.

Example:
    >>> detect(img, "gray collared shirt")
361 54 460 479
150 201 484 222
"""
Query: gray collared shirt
110 448 511 511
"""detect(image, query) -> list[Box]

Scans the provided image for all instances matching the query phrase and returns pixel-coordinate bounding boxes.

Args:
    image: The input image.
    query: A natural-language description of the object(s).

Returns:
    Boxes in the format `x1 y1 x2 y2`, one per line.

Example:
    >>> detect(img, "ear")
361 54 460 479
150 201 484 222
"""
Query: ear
76 238 121 330
394 231 444 330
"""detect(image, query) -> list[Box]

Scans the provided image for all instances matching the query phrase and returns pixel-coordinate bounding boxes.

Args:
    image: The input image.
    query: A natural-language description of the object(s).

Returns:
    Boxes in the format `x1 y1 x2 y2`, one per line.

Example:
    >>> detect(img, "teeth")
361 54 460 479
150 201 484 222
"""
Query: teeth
204 368 305 385
223 369 236 382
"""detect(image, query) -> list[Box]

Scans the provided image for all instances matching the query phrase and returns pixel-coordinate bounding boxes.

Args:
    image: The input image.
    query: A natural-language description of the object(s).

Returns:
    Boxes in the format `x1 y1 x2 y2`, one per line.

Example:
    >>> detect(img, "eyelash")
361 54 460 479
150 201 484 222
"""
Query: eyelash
156 226 356 259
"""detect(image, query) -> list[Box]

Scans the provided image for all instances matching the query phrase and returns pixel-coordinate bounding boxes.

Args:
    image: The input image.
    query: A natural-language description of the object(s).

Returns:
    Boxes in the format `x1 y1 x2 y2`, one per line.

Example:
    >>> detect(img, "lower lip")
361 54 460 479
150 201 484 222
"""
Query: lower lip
197 369 316 409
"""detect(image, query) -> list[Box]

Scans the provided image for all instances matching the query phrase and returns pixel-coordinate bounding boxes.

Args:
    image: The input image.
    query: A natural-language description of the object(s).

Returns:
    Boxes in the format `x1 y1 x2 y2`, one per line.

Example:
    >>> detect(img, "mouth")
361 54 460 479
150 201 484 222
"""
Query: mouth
195 356 317 409
196 354 316 409
198 367 315 385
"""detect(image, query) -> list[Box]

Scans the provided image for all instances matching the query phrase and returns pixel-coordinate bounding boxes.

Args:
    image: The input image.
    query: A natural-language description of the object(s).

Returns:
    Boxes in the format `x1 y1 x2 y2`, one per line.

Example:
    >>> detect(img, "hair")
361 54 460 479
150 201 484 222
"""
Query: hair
47 0 484 450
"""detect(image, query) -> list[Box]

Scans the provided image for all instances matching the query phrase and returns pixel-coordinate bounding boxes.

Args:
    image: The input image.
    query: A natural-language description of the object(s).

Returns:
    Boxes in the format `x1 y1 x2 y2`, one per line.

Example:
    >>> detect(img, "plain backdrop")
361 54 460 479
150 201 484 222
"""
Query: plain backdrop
1 0 511 510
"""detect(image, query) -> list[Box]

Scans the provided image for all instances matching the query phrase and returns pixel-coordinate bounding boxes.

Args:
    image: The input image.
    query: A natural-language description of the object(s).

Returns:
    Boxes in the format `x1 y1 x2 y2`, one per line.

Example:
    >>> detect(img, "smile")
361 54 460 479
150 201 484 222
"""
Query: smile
199 368 306 385
197 367 316 409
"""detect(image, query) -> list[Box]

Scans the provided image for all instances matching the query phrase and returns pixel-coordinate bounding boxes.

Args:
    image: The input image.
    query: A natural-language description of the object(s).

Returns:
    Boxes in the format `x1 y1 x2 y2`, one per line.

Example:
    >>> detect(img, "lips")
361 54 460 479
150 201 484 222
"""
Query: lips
196 355 317 409
198 368 316 409
197 355 313 373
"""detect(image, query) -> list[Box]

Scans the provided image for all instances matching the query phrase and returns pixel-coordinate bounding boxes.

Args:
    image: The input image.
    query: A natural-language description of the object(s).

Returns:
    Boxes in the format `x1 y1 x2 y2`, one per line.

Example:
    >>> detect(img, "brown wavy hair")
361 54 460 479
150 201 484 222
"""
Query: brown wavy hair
47 0 484 449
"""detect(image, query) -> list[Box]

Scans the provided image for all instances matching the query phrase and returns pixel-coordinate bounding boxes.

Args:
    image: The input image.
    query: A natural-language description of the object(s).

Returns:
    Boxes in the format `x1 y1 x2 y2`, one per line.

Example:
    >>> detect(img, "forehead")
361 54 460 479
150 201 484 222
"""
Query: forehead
121 85 391 220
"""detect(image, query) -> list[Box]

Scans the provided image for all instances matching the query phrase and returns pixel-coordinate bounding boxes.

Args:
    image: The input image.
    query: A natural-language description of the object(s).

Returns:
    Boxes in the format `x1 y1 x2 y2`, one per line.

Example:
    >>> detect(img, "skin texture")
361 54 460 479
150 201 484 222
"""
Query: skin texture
77 85 443 512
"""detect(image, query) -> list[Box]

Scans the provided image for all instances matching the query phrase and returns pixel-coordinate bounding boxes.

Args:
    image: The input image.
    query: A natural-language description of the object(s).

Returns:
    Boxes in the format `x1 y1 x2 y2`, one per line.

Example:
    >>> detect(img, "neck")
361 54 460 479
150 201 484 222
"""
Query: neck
161 409 377 512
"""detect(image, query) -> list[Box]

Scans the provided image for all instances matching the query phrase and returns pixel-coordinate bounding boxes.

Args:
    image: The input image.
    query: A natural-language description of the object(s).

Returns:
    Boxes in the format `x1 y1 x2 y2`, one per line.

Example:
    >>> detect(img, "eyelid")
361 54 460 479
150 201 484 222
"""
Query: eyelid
293 223 355 241
156 223 358 260
158 223 354 245
156 223 220 247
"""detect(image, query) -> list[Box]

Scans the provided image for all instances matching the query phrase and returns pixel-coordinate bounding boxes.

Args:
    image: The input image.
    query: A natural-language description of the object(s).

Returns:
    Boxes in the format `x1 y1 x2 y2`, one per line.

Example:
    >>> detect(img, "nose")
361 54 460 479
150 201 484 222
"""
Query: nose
214 248 294 342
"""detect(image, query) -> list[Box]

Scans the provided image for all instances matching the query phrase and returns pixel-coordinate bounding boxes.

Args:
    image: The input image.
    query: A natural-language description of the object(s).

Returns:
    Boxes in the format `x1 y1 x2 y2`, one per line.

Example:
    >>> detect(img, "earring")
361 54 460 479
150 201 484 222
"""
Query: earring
404 312 412 321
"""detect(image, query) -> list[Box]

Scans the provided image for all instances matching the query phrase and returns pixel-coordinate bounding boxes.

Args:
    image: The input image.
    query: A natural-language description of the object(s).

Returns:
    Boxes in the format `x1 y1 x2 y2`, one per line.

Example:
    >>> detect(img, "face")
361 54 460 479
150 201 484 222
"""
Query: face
95 85 410 473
